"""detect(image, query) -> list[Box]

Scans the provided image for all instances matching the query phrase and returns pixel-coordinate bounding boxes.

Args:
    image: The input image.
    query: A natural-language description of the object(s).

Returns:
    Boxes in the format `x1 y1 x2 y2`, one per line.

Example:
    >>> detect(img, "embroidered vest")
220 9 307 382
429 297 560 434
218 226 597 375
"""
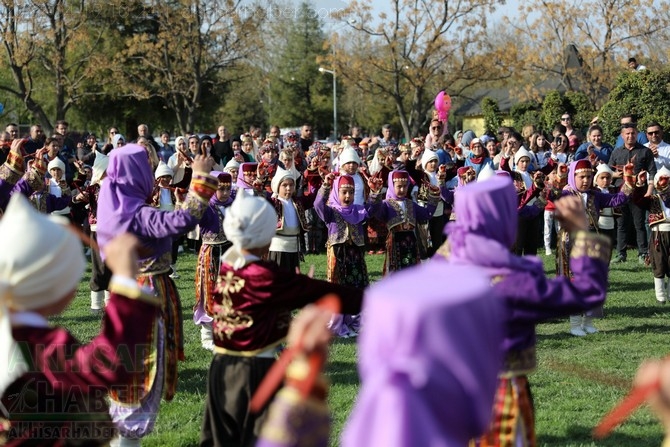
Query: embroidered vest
273 198 308 232
203 205 230 244
386 199 416 231
327 212 365 247
649 193 670 225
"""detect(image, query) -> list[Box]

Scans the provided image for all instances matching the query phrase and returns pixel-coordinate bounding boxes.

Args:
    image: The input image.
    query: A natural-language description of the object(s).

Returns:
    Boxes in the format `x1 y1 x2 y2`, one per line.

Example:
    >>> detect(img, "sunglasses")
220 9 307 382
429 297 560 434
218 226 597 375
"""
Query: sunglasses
431 126 441 130
561 117 571 121
647 130 661 135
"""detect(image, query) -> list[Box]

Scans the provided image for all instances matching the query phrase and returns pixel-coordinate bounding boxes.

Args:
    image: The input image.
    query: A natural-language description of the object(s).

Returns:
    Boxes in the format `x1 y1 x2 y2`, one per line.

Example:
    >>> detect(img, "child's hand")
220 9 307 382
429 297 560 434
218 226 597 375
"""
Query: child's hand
637 170 648 186
554 195 588 233
192 154 214 173
324 173 335 186
368 176 383 192
103 233 141 278
287 304 333 353
633 359 670 432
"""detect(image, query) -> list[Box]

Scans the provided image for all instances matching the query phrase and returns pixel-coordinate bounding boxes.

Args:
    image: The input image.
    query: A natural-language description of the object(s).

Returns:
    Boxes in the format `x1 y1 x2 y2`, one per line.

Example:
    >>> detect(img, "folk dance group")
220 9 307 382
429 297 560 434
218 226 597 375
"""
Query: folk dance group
2 131 670 447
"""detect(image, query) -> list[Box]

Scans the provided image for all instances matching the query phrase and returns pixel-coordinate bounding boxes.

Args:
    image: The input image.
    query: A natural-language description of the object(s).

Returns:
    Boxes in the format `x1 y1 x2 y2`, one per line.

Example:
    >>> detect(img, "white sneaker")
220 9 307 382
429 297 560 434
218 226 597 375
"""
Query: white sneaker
570 327 587 337
201 341 214 351
177 245 184 254
545 248 552 256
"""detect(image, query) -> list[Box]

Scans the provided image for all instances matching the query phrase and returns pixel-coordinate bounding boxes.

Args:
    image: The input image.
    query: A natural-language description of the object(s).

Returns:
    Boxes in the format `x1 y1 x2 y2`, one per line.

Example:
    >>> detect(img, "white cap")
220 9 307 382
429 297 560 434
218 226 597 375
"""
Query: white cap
154 161 173 179
91 150 109 185
271 166 294 195
594 163 614 181
655 166 670 185
339 147 362 167
47 158 66 172
513 147 532 165
224 159 240 172
421 148 438 170
477 163 496 181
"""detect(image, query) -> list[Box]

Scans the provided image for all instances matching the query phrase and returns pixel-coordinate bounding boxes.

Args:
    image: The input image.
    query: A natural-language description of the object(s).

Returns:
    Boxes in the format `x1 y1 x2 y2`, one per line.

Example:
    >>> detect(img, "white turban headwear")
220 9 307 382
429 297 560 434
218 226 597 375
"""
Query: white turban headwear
0 194 85 396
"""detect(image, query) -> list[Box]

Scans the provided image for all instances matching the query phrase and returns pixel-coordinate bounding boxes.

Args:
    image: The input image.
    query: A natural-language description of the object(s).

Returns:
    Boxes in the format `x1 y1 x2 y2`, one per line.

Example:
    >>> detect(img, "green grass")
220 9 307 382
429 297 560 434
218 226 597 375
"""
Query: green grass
51 249 669 446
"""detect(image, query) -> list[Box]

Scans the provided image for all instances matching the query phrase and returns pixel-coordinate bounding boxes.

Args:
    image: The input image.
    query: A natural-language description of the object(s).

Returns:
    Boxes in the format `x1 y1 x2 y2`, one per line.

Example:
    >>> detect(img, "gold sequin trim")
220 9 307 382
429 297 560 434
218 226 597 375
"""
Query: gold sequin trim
570 231 611 263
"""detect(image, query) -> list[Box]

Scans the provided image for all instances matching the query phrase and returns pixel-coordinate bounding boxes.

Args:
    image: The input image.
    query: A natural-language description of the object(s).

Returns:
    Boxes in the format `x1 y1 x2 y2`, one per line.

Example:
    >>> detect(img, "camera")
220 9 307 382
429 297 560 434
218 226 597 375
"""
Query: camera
555 137 563 145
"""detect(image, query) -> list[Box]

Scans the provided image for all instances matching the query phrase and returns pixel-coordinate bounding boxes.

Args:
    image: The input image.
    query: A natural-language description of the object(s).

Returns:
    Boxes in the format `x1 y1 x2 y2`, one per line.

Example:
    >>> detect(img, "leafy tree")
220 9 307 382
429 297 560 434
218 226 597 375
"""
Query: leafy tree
510 101 542 130
105 0 262 134
500 0 670 108
481 97 502 134
540 91 568 132
0 0 106 132
599 70 670 142
330 0 507 141
266 1 332 138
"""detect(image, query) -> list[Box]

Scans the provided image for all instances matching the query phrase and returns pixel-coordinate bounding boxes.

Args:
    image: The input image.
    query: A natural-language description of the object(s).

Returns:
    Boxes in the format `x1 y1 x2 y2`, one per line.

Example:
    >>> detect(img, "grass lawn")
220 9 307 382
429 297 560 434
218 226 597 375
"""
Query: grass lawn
52 248 670 446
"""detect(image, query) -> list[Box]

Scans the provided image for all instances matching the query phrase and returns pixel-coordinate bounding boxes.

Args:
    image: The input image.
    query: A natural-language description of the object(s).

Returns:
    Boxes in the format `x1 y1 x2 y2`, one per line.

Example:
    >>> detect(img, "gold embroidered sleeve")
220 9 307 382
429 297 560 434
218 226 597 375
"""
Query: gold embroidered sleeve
0 163 21 185
23 166 45 192
621 182 635 196
570 231 611 263
179 172 217 218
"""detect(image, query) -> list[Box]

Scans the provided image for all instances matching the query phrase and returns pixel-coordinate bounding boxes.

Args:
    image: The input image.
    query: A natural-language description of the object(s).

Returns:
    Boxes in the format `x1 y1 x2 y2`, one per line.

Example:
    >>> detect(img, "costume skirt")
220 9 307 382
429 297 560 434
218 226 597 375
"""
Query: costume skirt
384 230 419 274
326 243 369 288
326 243 368 336
137 273 184 401
268 250 301 273
195 242 231 322
471 375 535 447
200 354 275 447
366 216 388 249
109 320 165 439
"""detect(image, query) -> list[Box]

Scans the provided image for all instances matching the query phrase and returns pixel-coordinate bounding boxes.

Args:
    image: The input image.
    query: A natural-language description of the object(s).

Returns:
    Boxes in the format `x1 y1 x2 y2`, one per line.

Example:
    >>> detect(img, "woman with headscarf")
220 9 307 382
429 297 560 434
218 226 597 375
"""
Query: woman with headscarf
436 176 612 447
97 144 217 446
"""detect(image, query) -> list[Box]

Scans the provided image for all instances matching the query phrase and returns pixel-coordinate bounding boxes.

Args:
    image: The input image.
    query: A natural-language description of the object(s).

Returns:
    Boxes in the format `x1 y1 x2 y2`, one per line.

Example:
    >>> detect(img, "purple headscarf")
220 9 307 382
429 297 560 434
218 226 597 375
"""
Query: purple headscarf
97 144 153 251
385 170 410 200
565 160 592 193
329 175 367 225
236 162 258 190
444 176 544 277
342 261 504 447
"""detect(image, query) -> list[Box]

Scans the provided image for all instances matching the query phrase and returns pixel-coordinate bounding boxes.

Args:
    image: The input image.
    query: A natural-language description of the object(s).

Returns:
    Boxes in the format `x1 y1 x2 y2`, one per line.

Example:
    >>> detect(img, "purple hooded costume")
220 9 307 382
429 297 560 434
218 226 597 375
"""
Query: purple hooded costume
439 176 612 445
342 261 504 446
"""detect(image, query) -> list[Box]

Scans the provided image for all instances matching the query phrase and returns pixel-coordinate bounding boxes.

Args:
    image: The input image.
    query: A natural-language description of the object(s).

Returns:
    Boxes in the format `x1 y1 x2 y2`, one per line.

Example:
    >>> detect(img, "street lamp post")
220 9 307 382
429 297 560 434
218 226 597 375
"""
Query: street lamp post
318 67 337 141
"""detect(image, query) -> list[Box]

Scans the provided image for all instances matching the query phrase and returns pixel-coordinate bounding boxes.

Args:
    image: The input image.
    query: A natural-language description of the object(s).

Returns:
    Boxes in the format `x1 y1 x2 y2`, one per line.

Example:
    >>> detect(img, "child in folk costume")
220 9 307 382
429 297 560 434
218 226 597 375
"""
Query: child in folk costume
557 159 634 336
0 195 160 446
416 149 447 256
303 142 330 254
632 166 670 304
237 161 266 197
195 171 234 351
0 140 47 215
594 163 617 248
314 174 371 338
97 145 217 446
87 150 113 313
368 170 439 274
151 161 187 278
543 163 569 255
268 167 312 272
501 147 556 255
436 177 611 447
224 158 240 192
200 191 363 447
47 157 72 217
